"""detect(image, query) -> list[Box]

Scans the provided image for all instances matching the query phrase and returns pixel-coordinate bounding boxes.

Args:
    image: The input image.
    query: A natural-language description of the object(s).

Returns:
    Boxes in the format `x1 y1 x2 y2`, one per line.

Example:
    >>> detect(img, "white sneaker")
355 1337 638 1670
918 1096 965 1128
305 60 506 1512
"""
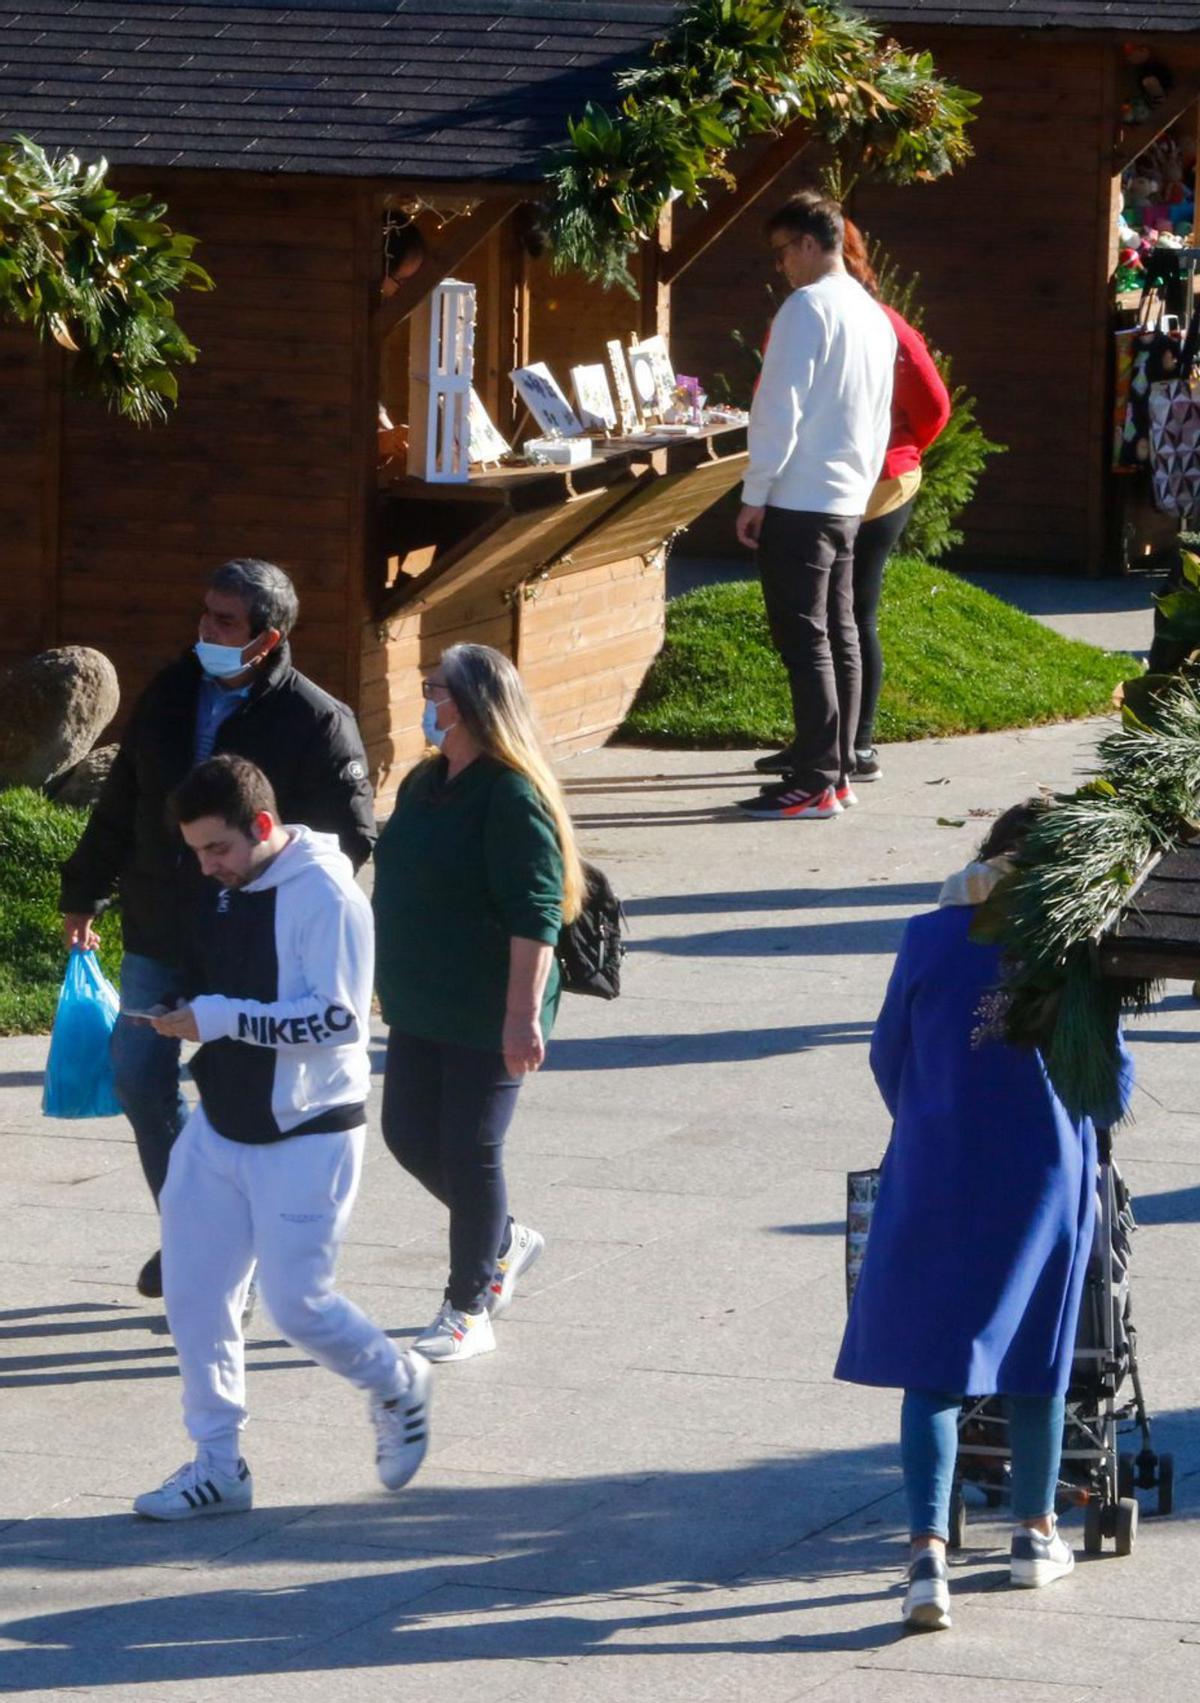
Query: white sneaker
414 1301 496 1362
903 1550 951 1631
369 1350 432 1491
1010 1518 1075 1588
487 1221 545 1317
133 1458 252 1521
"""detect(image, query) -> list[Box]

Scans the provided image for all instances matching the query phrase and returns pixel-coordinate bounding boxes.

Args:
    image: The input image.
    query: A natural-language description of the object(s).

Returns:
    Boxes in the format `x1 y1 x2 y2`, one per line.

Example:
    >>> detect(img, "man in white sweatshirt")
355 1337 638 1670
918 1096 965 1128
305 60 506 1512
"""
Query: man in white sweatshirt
736 192 895 820
132 754 431 1519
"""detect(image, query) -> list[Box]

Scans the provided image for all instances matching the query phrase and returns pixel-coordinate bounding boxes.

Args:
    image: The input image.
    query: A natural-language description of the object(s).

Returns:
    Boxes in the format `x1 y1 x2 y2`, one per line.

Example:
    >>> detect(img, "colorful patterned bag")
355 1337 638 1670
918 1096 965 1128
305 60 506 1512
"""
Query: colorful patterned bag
1149 301 1200 516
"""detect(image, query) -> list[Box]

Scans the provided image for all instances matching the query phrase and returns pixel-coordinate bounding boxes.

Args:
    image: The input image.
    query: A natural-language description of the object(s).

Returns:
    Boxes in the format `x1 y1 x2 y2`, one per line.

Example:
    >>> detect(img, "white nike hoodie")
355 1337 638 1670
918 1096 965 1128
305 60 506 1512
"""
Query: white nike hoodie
187 826 374 1144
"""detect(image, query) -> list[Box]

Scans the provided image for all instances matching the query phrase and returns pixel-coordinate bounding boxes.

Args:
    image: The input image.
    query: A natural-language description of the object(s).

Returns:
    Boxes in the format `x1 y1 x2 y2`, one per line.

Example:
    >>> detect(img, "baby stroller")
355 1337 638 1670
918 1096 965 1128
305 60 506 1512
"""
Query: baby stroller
949 1127 1173 1556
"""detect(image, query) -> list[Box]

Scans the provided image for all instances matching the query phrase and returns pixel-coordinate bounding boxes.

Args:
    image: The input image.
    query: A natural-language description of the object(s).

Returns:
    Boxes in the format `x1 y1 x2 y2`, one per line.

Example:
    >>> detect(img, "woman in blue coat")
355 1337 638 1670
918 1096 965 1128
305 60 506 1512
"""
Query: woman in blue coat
836 801 1134 1632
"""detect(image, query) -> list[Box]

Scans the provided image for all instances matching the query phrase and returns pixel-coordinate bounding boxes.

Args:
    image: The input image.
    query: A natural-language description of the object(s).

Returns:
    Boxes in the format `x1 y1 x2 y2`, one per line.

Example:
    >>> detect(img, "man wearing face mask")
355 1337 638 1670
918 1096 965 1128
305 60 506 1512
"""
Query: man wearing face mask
60 559 376 1299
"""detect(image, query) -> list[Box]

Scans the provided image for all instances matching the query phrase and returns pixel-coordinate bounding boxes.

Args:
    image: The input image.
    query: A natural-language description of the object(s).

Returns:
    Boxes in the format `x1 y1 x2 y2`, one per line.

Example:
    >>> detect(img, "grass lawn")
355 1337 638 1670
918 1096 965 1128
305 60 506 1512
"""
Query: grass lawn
621 554 1139 746
0 788 122 1036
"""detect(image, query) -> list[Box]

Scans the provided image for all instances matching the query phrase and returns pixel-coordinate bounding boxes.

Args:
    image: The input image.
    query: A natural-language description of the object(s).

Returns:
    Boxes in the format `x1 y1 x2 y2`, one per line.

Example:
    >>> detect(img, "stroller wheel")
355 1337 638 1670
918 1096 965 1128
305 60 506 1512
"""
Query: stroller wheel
1156 1453 1175 1517
1084 1501 1105 1554
948 1486 966 1551
1115 1496 1138 1557
1118 1453 1136 1500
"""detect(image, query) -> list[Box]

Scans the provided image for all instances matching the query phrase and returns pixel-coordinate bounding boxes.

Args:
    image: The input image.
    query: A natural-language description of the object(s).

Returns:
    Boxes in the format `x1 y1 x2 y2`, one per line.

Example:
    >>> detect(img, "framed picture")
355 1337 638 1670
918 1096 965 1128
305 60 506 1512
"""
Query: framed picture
628 334 675 420
606 340 639 433
510 362 583 438
467 388 510 464
570 363 618 433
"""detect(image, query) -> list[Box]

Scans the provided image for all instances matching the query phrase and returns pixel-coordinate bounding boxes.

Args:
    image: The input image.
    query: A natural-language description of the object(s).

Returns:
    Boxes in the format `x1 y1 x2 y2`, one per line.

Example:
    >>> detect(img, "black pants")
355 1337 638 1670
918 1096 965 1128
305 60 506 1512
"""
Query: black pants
381 1030 522 1314
852 495 916 751
757 507 862 791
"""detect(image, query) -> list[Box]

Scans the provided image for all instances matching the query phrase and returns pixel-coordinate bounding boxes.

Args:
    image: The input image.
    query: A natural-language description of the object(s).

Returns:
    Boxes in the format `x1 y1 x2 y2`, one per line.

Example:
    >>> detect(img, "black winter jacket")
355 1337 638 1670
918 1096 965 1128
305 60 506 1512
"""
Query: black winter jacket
60 643 377 964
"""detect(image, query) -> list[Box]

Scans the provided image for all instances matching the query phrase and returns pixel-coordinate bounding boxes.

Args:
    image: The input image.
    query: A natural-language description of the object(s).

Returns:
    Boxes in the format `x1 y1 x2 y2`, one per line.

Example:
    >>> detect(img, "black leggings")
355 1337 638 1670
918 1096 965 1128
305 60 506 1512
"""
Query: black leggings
852 495 916 752
381 1030 522 1314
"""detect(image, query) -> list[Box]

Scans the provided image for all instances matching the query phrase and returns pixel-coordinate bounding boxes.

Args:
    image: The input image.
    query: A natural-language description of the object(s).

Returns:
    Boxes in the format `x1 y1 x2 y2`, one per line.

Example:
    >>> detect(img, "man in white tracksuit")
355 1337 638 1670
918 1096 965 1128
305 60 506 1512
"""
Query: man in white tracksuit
134 753 430 1519
735 190 895 821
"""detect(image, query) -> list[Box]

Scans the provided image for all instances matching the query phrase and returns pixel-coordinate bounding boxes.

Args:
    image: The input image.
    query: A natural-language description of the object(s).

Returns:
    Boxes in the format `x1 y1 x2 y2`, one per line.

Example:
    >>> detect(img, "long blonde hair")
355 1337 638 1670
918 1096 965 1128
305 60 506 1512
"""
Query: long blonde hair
436 644 585 923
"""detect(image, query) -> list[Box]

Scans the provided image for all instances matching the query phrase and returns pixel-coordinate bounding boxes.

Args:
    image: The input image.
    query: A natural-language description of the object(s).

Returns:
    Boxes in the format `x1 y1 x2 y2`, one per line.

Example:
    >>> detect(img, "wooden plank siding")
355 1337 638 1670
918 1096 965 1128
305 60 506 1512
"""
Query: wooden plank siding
0 326 59 661
47 169 372 718
671 30 1124 572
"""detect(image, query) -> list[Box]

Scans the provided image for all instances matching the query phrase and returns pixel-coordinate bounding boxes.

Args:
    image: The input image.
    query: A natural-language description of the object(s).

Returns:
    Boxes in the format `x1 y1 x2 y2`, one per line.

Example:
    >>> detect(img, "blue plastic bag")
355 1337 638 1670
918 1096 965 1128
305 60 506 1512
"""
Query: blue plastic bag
42 949 122 1119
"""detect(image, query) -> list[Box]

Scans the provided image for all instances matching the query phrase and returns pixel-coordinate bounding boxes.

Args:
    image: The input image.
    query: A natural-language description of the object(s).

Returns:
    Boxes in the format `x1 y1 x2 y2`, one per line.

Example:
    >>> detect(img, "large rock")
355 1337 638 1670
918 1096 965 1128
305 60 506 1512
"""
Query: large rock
46 743 120 809
0 647 119 790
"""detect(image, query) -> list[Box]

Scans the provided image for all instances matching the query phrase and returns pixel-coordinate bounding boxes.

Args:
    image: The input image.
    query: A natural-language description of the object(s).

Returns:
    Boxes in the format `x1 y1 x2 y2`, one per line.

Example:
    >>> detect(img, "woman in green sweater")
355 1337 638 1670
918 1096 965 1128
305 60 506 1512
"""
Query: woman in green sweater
373 644 584 1363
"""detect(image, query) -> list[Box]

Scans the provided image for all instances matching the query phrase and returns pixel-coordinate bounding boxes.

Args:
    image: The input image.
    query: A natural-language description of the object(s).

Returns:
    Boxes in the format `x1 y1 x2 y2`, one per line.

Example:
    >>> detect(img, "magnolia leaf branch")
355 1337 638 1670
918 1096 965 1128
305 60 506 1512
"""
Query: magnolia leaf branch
545 0 978 292
0 136 213 423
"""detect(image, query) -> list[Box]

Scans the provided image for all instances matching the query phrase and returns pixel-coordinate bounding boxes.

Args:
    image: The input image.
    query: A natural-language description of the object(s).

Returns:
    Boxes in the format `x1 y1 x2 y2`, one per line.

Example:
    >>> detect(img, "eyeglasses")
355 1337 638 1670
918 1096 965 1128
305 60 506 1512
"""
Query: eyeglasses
420 679 451 700
770 235 803 266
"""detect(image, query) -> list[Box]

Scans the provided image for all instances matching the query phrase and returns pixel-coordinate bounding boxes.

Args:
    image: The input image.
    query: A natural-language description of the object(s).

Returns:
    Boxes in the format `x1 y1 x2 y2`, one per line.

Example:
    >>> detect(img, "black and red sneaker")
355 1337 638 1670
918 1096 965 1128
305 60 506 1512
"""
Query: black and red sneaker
736 781 843 820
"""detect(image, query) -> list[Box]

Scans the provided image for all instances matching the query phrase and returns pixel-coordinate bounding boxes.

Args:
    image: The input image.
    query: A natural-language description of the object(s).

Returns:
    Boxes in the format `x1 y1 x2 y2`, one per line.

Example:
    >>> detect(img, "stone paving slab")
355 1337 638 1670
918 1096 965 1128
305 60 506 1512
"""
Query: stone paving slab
1 709 1198 1701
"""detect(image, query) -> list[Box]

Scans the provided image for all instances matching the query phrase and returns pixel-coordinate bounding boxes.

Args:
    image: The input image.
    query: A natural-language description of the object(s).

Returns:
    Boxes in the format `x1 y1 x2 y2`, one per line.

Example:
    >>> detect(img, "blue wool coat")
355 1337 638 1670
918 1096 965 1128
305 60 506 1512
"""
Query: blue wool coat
836 905 1134 1398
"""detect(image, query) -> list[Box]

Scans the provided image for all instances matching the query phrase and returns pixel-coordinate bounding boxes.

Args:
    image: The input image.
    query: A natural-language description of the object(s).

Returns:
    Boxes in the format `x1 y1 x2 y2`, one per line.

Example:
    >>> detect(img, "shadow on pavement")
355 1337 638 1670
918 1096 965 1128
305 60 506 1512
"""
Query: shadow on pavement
0 1445 916 1689
624 883 941 919
631 917 906 956
545 1021 874 1070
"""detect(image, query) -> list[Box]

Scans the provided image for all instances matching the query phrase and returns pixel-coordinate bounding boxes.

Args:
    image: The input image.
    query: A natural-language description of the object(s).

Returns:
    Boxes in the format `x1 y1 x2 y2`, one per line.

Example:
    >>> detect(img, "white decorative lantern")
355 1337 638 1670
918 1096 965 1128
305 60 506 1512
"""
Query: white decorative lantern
408 278 476 483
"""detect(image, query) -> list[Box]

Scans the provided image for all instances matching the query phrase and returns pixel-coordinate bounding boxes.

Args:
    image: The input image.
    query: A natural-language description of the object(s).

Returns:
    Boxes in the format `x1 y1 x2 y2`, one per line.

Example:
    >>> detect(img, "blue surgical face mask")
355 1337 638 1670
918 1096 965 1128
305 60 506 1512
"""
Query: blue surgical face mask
421 697 455 750
195 639 249 680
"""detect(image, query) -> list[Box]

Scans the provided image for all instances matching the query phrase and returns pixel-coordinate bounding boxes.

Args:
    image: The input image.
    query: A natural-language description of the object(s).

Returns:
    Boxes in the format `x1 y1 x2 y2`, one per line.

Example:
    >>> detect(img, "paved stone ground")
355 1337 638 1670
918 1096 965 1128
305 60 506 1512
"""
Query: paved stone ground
2 637 1198 1699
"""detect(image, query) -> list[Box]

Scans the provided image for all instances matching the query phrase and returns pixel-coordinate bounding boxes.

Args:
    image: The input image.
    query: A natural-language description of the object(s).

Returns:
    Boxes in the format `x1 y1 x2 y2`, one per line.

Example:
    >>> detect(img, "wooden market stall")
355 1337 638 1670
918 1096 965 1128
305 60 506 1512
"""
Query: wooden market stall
0 0 755 809
674 1 1200 575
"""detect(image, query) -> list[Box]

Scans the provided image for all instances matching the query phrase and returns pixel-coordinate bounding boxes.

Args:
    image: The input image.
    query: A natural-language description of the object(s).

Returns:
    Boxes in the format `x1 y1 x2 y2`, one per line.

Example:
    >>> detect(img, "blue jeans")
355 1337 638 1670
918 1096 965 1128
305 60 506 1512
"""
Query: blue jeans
110 953 190 1204
901 1389 1066 1539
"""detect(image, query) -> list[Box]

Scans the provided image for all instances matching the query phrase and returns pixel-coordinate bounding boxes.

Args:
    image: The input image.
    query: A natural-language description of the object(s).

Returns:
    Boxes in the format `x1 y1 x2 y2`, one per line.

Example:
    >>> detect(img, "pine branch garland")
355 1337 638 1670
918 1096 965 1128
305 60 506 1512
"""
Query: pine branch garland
973 675 1200 1122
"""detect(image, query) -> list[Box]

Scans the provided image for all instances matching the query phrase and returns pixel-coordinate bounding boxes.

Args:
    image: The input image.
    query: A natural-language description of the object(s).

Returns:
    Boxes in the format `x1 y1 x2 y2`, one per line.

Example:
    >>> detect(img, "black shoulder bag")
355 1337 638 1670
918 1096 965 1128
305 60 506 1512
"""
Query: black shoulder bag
556 861 626 999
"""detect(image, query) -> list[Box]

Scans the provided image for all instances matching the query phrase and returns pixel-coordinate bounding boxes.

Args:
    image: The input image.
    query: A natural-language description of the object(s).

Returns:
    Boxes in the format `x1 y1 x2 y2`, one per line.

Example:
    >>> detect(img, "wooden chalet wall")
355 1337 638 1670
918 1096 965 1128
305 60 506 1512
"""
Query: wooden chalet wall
0 328 58 665
28 169 374 721
670 28 1137 572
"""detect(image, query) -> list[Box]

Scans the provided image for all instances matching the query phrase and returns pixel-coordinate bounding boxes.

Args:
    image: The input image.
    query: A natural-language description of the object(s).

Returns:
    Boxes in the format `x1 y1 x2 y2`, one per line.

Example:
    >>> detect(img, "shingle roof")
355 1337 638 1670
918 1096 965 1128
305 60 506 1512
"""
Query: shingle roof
868 1 1200 27
0 0 679 180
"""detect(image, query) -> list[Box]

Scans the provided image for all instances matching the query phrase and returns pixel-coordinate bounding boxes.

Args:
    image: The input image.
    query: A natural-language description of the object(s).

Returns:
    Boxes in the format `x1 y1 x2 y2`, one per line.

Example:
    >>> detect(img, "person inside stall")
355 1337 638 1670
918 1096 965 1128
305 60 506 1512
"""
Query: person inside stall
378 220 429 468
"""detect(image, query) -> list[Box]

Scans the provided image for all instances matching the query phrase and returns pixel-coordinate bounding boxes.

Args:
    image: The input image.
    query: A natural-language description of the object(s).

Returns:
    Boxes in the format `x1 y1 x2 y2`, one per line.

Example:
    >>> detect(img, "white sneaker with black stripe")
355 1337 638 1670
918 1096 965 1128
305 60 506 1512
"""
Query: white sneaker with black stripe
133 1457 253 1521
370 1350 432 1489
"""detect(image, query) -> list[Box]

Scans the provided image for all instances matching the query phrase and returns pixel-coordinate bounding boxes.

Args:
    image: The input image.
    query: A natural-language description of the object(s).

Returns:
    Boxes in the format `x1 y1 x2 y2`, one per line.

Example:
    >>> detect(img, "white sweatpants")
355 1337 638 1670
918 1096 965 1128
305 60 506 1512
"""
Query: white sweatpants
161 1107 405 1461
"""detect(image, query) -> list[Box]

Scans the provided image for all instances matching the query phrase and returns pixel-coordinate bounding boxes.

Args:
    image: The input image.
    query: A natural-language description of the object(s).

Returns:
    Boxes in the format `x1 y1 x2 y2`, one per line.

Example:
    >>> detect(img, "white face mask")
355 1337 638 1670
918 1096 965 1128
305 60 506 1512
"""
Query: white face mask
194 639 249 680
421 697 455 749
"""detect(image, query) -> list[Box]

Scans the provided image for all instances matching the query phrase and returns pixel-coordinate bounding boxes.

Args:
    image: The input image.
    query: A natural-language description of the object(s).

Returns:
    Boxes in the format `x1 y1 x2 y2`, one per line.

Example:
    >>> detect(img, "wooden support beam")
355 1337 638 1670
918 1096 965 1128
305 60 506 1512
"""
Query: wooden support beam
373 194 524 345
1112 85 1200 170
660 122 814 286
640 204 673 341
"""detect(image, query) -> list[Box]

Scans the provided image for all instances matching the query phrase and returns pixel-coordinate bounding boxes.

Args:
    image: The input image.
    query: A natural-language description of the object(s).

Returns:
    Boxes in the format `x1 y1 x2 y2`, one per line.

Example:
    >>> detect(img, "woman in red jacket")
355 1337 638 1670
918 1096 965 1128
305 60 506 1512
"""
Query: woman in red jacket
841 219 951 782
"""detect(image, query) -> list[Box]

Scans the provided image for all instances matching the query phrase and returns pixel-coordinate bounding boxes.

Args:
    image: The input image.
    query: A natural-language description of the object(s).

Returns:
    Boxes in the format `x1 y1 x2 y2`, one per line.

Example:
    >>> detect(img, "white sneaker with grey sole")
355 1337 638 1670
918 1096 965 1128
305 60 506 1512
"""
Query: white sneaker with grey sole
487 1222 545 1317
415 1301 496 1362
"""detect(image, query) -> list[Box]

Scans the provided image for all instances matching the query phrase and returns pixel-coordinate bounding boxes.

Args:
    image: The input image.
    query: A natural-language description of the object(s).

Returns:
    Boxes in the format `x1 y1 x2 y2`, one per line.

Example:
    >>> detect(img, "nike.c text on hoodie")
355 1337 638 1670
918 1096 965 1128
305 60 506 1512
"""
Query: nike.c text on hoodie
186 826 374 1144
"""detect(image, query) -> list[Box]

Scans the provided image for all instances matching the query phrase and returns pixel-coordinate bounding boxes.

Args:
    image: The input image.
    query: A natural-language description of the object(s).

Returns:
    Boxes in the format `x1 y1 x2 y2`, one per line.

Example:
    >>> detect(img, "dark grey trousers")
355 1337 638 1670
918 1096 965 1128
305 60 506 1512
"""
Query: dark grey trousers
757 506 862 792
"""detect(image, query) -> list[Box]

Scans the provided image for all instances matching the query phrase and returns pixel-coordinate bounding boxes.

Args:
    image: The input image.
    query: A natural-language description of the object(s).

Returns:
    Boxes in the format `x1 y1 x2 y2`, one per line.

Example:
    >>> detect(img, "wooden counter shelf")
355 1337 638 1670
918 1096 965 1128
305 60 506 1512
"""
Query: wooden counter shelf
376 421 748 620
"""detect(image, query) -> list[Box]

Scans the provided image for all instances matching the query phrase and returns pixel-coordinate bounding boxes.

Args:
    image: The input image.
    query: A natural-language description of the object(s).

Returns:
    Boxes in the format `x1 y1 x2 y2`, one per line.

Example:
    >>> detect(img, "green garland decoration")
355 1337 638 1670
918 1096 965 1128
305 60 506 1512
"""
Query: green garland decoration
0 136 213 423
972 560 1200 1123
545 0 979 292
